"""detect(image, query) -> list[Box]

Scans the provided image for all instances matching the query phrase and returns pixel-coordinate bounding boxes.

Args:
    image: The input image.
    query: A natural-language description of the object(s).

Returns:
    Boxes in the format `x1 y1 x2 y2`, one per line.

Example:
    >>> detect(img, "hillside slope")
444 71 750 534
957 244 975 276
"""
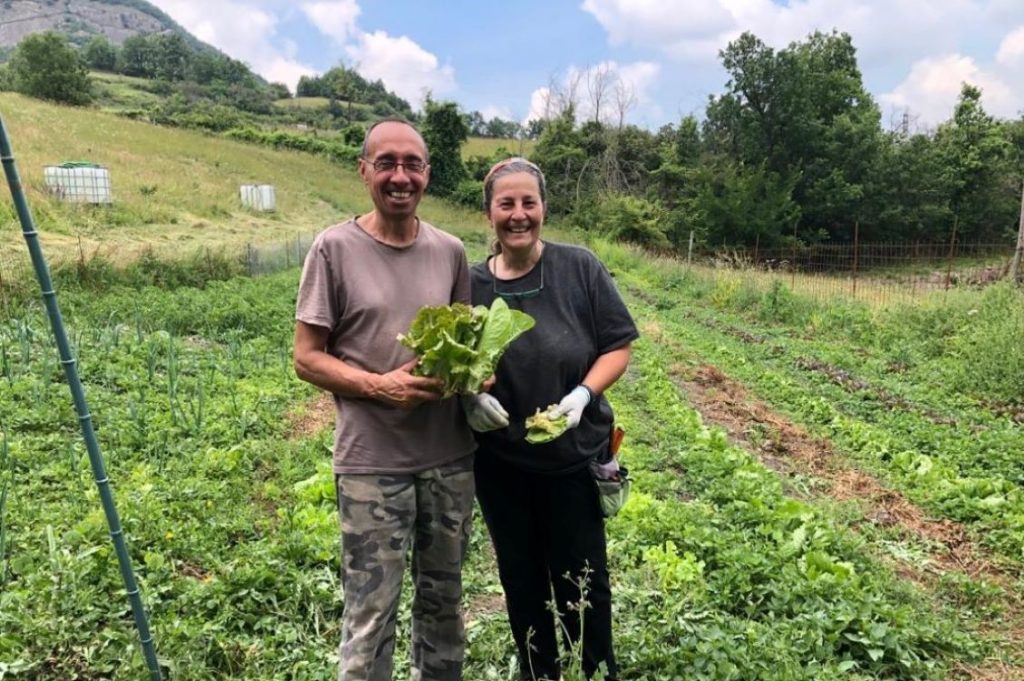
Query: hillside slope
0 0 207 51
0 93 488 266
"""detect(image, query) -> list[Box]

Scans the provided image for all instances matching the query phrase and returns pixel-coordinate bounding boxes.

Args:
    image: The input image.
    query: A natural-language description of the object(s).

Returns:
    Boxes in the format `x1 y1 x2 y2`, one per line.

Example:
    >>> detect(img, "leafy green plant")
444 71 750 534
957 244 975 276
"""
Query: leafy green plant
524 406 568 444
399 297 534 396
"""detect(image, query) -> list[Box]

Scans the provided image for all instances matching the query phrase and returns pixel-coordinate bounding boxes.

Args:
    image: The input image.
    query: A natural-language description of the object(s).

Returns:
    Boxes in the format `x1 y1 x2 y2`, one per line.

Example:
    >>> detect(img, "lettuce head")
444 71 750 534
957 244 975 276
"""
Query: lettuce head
398 298 534 397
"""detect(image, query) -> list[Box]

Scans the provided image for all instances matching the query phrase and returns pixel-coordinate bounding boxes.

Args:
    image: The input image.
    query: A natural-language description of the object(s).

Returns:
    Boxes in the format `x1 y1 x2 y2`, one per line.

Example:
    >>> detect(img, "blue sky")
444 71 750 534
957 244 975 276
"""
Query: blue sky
149 0 1024 130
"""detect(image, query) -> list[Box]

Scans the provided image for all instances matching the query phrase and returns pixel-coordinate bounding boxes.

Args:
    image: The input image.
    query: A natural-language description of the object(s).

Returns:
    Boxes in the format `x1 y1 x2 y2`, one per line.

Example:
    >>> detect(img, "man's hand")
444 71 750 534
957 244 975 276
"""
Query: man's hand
461 393 509 432
371 359 445 409
549 385 592 429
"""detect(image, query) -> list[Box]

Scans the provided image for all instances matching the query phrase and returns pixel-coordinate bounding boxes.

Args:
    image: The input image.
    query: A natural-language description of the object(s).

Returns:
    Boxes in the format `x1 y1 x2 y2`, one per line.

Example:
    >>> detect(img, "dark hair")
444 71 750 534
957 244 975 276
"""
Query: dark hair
483 157 547 254
360 118 430 162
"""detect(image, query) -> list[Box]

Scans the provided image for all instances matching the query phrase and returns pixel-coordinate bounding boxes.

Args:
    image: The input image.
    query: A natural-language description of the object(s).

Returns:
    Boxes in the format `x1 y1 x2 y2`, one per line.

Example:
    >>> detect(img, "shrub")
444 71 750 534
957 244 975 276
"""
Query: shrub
9 32 91 105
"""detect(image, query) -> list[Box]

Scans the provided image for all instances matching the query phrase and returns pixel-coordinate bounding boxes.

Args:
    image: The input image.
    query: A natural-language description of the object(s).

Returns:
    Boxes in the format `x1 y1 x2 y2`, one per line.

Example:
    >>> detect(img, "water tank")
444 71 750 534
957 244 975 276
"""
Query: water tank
43 163 113 204
240 184 276 212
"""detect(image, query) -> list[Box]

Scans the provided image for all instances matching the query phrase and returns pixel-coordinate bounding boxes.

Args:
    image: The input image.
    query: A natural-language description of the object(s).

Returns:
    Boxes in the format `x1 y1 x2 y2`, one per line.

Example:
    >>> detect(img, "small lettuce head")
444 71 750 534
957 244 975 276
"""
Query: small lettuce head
399 298 535 397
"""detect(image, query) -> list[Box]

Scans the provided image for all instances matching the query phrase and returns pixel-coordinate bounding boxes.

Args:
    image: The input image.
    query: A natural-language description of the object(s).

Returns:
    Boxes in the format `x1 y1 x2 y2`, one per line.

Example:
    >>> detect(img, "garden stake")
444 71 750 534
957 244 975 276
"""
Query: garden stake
0 114 163 680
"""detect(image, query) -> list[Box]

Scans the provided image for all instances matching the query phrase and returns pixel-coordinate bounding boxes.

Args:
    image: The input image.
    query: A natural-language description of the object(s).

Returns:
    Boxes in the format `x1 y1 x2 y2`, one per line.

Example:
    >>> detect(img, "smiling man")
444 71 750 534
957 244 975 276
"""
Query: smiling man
293 118 477 681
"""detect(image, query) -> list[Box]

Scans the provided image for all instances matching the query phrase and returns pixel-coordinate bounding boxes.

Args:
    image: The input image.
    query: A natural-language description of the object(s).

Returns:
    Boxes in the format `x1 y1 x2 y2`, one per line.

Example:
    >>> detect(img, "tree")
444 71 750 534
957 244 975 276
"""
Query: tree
268 82 291 100
934 84 1015 242
528 107 586 215
9 32 91 105
705 31 882 241
119 34 156 77
82 36 117 72
421 98 469 197
149 33 192 81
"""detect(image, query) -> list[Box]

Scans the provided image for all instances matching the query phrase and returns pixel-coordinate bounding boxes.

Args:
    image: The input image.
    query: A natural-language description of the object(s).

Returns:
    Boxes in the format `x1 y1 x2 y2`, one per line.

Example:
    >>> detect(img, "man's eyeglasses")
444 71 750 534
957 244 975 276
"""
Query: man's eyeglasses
493 259 544 300
364 158 428 174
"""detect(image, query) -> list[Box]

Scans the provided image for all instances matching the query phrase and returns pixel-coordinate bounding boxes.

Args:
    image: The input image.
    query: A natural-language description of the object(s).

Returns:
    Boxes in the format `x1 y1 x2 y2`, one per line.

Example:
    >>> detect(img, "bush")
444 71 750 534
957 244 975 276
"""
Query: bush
9 32 91 105
589 194 671 251
451 179 484 210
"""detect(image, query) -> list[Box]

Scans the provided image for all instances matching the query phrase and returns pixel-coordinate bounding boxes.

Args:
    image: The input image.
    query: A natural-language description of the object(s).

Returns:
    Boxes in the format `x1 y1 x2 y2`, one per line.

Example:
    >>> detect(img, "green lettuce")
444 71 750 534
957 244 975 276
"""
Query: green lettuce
525 405 569 444
398 297 535 397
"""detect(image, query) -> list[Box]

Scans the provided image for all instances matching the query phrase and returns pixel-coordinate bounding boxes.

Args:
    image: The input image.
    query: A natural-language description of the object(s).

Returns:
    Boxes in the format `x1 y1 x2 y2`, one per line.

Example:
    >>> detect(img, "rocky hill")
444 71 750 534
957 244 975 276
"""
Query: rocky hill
0 0 207 53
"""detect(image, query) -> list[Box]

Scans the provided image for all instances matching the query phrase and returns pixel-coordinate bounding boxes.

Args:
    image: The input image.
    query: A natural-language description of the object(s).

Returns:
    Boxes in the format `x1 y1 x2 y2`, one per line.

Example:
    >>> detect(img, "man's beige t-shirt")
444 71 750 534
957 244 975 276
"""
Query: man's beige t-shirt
295 218 476 474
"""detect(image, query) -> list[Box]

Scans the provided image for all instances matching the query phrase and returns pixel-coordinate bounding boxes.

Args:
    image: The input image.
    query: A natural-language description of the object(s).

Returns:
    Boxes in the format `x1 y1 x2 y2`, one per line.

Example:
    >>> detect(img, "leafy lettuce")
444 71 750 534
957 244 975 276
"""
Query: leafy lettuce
398 297 535 397
525 405 569 444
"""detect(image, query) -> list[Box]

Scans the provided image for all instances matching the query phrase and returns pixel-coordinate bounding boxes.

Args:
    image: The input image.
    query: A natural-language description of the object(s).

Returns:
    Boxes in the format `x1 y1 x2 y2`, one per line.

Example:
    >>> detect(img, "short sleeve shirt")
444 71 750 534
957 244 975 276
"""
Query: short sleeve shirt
470 241 638 474
296 218 476 474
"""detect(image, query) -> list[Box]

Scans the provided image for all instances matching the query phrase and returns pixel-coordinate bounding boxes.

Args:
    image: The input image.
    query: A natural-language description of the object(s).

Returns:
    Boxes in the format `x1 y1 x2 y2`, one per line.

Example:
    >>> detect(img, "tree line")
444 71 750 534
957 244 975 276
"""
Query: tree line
517 32 1024 250
3 28 1021 250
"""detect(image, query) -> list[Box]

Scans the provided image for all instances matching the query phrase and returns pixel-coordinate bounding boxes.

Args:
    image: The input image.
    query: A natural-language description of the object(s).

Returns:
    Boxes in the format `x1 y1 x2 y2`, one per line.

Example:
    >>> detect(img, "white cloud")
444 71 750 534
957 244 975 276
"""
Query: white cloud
345 31 457 110
878 54 1019 125
148 0 315 92
581 0 981 66
263 57 317 91
996 25 1024 64
301 1 361 44
524 87 552 124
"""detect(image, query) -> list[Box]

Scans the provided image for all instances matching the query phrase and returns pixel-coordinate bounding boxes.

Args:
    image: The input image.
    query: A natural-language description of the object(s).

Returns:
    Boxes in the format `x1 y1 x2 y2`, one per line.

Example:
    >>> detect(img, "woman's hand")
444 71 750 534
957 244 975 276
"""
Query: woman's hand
550 385 592 429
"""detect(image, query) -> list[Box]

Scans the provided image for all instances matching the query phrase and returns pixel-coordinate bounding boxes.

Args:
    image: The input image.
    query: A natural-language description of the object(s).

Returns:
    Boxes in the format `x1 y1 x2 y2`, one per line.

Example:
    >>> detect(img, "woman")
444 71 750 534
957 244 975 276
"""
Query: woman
463 158 638 681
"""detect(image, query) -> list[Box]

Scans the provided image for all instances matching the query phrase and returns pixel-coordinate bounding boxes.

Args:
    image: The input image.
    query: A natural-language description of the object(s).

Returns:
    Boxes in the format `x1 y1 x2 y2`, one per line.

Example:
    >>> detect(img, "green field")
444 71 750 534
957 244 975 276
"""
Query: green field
1 94 1023 680
0 93 504 268
464 135 534 160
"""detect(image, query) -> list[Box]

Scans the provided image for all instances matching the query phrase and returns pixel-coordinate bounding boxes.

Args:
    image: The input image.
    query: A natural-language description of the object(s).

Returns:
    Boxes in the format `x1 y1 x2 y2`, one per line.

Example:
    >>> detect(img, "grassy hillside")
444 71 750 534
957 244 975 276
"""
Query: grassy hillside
464 135 534 160
0 93 500 268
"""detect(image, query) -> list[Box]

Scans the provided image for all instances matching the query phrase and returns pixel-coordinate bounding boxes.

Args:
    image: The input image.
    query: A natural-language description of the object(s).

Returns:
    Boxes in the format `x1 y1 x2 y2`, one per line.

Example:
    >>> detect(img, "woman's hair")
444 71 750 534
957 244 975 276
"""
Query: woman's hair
483 157 546 213
483 158 547 255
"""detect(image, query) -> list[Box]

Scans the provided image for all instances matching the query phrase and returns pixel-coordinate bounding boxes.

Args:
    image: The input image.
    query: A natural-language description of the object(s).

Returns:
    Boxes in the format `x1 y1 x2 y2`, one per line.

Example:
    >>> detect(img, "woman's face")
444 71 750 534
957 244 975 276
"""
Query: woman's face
487 171 545 257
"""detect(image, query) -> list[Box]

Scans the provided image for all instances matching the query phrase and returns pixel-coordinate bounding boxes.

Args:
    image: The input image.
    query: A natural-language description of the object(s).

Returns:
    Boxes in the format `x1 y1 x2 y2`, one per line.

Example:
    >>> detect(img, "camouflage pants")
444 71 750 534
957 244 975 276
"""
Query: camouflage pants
335 454 475 681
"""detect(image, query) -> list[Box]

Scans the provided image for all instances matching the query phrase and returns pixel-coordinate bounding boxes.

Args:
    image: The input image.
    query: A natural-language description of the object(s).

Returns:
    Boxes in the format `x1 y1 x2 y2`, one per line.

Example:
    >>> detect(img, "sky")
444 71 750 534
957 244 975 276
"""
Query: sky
147 0 1024 131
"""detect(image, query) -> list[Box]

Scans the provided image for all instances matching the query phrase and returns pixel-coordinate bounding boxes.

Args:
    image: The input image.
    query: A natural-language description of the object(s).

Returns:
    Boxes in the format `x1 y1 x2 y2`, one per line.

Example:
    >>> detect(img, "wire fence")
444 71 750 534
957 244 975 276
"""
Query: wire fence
687 240 1016 307
0 234 1017 321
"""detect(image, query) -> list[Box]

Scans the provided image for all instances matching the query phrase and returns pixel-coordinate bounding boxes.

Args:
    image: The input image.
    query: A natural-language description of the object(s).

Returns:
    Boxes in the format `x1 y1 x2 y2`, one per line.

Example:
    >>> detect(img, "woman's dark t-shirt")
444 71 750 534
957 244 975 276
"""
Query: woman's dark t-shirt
470 241 639 474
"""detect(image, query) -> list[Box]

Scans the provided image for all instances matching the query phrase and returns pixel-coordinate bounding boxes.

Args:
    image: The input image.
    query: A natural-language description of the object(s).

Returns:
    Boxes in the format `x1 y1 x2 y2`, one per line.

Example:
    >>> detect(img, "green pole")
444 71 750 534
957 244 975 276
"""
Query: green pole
0 116 162 679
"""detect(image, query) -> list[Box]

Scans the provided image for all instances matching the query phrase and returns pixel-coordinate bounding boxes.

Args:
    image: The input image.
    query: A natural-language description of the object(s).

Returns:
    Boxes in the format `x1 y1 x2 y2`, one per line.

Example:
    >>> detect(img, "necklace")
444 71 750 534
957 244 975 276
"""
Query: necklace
491 254 544 300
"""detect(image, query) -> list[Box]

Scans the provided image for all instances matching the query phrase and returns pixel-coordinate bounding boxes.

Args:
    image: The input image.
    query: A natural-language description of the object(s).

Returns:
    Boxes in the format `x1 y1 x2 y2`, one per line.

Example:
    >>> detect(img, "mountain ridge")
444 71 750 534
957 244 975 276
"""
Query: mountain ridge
0 0 213 55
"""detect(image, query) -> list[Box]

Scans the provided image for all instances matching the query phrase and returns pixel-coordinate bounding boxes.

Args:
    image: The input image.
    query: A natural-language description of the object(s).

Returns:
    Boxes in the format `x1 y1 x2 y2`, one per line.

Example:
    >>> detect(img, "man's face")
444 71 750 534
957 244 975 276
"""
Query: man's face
359 122 430 222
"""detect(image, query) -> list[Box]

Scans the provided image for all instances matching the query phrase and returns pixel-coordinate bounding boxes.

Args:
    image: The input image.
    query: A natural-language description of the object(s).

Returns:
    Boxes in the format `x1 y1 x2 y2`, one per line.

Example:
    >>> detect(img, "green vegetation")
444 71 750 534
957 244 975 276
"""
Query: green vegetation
1 73 1022 680
399 298 534 397
596 240 1024 565
422 98 469 197
7 32 92 105
2 241 1020 678
525 31 1024 253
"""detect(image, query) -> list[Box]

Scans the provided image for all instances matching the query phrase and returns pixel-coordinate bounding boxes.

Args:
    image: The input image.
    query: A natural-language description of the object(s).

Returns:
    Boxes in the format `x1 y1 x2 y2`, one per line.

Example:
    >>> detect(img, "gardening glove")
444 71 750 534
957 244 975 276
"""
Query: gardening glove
461 392 509 432
550 385 592 430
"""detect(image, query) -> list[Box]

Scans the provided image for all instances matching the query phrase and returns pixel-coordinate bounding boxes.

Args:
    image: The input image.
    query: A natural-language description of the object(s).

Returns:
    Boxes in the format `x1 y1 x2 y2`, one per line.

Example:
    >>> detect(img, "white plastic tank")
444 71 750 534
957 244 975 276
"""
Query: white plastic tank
43 163 112 204
240 184 276 212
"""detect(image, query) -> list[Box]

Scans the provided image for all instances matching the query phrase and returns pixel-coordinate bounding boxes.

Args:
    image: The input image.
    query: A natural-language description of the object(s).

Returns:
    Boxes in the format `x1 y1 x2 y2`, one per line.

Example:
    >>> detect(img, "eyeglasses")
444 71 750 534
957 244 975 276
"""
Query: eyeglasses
492 258 544 300
364 158 428 174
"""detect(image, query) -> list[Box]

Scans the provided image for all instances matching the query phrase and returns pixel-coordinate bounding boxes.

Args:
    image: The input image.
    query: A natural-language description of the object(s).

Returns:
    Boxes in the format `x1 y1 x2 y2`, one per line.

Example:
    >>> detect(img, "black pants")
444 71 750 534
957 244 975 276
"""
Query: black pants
475 453 618 681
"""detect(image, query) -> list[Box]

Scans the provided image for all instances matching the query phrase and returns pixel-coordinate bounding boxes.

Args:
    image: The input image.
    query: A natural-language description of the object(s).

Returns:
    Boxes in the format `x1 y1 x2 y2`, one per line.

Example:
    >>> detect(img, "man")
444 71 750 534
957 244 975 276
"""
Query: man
293 119 478 681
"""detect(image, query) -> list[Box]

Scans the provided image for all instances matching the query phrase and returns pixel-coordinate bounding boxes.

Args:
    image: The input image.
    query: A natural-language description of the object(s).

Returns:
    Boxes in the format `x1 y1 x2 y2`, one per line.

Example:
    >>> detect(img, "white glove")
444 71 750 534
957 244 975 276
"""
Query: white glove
461 393 509 432
550 385 592 429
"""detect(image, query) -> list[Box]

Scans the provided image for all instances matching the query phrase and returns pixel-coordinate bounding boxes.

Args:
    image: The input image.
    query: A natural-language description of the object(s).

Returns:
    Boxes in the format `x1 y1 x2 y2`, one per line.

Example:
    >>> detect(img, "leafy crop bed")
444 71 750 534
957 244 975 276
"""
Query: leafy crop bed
0 250 1019 678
